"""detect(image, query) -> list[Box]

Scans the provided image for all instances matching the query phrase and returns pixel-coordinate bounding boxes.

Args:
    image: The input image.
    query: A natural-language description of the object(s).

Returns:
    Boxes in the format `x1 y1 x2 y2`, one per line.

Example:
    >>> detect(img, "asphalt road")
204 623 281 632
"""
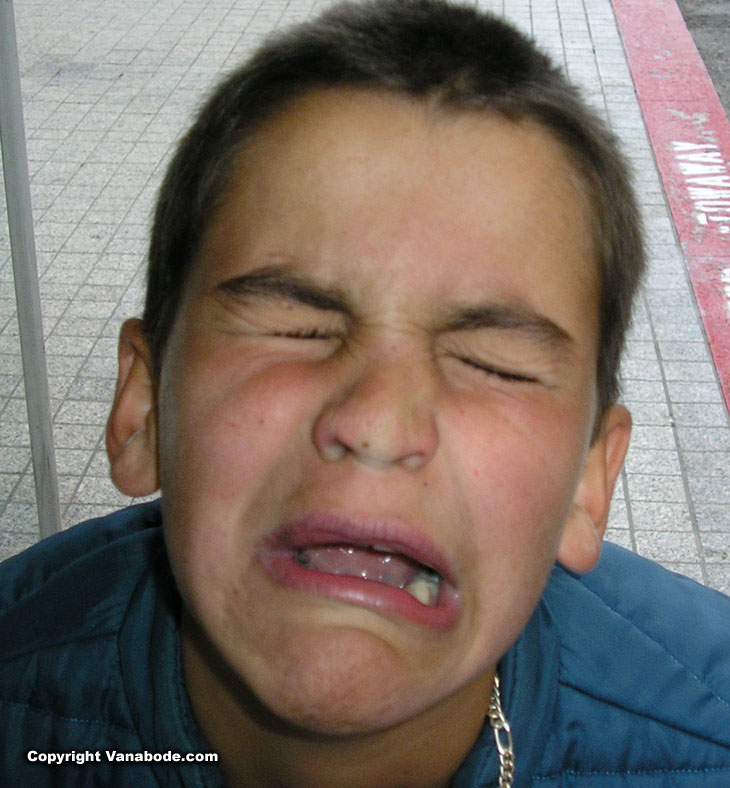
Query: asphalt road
676 0 730 117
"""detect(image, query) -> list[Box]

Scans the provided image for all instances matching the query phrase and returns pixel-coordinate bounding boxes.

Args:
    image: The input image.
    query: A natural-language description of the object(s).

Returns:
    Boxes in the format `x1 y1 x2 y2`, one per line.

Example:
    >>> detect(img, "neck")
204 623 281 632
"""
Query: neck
180 611 494 788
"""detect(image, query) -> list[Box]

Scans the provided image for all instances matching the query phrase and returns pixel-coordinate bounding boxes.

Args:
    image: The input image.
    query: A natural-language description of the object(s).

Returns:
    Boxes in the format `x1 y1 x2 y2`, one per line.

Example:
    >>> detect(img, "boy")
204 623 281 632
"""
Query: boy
2 1 729 785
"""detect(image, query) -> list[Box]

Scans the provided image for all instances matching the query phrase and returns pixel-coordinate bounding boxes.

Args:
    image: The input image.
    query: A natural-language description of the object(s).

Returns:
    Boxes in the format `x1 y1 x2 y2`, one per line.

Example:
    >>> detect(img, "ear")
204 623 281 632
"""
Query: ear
106 318 160 497
557 404 632 574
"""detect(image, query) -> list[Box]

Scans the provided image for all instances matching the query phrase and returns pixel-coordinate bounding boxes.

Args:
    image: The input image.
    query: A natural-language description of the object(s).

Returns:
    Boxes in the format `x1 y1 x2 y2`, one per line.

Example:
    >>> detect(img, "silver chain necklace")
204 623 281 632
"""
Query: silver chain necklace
487 674 515 788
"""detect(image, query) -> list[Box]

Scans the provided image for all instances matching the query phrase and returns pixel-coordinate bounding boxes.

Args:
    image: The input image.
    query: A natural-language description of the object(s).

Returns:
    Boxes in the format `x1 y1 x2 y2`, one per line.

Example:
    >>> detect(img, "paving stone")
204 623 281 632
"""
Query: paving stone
621 401 672 425
694 505 730 533
605 528 633 551
10 472 79 506
666 380 724 404
630 501 693 532
625 473 688 504
705 565 730 595
0 474 21 501
659 562 706 584
701 532 730 563
621 378 667 403
688 476 730 506
51 423 104 450
682 451 730 478
62 503 126 530
634 531 701 564
0 504 39 537
54 399 111 426
662 360 720 381
673 402 730 427
0 530 39 563
627 424 677 451
658 340 712 362
72 475 130 506
624 448 682 476
621 355 663 380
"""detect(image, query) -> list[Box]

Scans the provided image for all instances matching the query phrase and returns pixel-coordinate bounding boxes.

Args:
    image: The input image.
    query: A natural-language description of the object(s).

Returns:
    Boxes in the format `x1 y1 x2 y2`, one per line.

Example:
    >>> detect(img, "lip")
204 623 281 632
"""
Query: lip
256 512 461 631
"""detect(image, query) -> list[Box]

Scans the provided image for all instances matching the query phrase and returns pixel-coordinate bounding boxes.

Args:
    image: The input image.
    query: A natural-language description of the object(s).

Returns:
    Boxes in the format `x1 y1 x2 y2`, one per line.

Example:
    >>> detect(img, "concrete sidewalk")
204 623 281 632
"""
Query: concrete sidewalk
1 0 729 592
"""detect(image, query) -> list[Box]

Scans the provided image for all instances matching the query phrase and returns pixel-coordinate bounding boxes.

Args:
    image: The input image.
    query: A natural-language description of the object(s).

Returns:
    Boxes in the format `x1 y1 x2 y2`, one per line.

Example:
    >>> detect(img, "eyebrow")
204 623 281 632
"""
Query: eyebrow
214 266 573 348
214 267 351 314
442 304 573 348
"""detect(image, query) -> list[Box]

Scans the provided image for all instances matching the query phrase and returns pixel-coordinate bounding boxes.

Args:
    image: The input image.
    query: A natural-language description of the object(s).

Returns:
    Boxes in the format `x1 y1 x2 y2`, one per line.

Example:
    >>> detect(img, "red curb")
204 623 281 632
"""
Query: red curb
611 0 730 412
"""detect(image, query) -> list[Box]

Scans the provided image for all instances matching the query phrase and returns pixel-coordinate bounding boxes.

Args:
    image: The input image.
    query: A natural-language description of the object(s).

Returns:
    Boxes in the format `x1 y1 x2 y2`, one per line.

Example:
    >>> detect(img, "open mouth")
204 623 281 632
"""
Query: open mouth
258 515 460 630
295 544 443 606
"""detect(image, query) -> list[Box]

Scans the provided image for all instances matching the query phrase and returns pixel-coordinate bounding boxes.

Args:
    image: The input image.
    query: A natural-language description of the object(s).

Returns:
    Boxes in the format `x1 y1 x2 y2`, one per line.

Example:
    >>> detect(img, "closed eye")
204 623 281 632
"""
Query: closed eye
272 328 341 340
457 355 538 384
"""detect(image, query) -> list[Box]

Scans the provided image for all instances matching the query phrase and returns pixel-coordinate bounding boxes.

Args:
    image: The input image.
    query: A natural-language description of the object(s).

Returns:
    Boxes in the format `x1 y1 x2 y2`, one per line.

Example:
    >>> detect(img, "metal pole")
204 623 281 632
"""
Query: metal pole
0 0 61 537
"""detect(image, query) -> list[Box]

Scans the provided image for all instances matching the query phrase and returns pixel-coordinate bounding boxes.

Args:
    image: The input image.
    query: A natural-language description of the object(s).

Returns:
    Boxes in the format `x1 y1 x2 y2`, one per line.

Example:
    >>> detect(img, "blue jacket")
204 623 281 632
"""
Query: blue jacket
1 501 729 786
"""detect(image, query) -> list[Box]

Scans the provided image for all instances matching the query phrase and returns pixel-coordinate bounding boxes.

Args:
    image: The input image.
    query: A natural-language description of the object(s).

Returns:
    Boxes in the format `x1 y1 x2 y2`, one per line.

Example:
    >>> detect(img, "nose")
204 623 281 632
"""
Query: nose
312 354 439 470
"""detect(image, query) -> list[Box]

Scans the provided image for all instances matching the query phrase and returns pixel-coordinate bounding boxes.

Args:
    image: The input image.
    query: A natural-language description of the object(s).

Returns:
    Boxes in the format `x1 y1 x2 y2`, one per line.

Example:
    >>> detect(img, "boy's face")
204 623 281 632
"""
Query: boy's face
110 89 629 736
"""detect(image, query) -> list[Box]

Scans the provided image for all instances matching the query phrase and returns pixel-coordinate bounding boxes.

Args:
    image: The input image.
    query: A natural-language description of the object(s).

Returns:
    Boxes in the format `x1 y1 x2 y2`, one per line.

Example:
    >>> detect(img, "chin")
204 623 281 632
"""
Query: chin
242 625 439 737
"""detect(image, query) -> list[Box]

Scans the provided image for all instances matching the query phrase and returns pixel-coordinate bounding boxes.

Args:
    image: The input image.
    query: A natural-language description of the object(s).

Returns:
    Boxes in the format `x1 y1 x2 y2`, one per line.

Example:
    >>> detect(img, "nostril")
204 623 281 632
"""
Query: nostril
320 441 347 463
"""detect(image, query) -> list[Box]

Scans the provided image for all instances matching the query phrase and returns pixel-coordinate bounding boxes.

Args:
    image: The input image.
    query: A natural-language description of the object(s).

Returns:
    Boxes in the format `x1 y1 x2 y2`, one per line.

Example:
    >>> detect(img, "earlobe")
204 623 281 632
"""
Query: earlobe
557 503 604 575
557 405 632 574
106 318 160 497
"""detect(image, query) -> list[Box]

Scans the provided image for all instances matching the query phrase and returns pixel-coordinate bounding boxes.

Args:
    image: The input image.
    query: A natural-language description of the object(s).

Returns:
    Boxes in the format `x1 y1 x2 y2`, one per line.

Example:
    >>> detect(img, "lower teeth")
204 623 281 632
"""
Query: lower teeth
403 572 441 606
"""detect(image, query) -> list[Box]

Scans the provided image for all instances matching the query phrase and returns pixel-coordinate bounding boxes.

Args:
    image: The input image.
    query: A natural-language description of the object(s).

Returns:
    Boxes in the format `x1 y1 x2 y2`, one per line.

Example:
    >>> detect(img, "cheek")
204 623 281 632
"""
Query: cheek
159 354 326 501
438 398 591 666
157 355 331 629
452 395 590 567
156 352 334 595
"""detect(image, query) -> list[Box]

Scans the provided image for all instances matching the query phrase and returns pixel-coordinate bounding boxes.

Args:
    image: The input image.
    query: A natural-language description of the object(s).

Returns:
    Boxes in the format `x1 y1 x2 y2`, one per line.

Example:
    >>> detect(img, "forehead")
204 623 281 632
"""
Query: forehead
193 88 597 328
